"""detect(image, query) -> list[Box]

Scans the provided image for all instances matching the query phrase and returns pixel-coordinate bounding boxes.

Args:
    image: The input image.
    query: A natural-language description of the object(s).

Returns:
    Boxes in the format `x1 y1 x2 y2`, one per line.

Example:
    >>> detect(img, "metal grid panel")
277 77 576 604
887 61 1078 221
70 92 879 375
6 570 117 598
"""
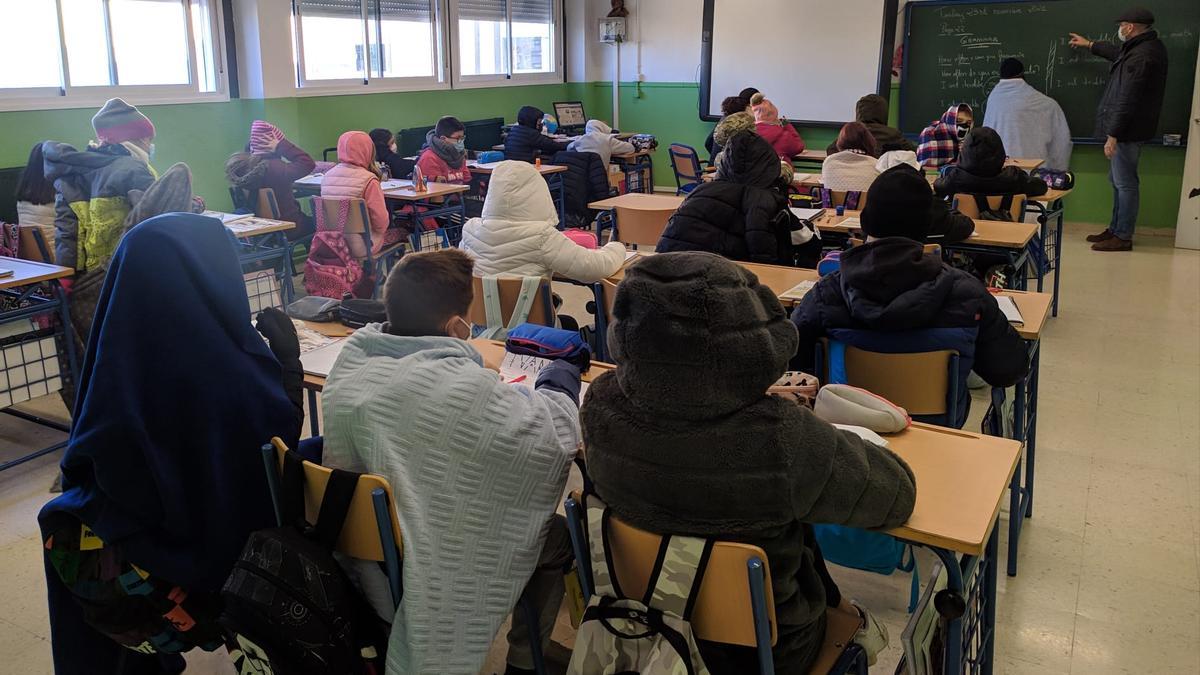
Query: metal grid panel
0 323 64 408
244 270 283 314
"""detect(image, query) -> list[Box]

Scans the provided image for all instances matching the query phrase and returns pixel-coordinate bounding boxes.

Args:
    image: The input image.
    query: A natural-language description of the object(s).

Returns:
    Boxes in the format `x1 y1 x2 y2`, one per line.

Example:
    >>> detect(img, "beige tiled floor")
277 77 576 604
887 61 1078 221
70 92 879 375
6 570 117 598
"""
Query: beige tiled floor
0 224 1197 674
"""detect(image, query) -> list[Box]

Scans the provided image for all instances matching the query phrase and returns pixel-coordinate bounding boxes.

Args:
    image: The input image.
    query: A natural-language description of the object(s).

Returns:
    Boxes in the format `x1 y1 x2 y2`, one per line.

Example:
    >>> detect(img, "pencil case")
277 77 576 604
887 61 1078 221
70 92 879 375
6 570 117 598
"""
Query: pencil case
504 323 591 373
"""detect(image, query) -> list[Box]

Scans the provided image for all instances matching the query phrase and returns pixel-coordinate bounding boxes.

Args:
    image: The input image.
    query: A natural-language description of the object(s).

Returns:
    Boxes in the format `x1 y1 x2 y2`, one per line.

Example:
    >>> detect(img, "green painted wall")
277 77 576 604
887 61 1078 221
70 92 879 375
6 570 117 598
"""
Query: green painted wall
585 81 1187 229
0 83 584 212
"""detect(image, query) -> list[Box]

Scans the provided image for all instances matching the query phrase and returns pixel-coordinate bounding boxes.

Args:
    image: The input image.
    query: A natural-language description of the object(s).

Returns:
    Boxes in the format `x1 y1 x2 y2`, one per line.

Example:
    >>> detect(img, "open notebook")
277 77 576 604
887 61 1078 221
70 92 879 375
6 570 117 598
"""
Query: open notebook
780 280 816 302
500 352 590 402
994 295 1024 325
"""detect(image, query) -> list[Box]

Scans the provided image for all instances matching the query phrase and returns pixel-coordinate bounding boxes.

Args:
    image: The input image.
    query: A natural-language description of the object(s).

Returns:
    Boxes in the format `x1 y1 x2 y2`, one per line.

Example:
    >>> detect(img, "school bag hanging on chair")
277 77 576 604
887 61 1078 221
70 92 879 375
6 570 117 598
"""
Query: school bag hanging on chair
567 492 713 675
476 275 544 340
219 451 389 675
304 197 375 299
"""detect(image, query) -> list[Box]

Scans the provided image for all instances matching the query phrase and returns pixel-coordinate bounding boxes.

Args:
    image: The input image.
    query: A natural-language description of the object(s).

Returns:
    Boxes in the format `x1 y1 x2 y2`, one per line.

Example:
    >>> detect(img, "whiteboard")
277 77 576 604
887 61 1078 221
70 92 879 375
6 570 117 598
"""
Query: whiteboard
702 0 897 124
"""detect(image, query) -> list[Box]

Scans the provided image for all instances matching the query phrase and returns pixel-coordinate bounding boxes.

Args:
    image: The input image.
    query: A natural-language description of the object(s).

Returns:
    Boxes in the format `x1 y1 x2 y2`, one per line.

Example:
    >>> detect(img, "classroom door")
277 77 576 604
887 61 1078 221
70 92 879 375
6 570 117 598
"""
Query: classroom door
1176 45 1200 250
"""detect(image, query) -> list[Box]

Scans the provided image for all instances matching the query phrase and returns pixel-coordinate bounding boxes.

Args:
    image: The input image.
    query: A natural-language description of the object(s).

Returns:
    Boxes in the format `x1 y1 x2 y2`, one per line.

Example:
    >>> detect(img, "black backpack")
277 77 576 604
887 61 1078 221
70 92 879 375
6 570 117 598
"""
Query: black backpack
220 451 390 674
971 193 1016 222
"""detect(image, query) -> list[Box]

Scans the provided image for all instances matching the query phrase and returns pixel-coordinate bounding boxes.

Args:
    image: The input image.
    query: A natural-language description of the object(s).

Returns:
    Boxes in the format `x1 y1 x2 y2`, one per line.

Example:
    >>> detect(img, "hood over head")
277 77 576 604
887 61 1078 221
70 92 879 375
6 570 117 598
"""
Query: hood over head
712 111 756 148
957 126 1007 176
480 160 558 226
584 119 612 135
855 94 889 125
336 130 376 169
939 103 972 127
607 251 798 419
752 98 780 124
517 105 544 128
838 237 952 329
716 131 781 188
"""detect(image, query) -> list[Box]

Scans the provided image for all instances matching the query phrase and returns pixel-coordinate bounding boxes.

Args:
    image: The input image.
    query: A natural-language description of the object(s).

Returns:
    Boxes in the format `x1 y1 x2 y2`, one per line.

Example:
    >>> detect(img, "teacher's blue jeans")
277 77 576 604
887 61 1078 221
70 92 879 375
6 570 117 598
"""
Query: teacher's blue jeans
1108 141 1142 241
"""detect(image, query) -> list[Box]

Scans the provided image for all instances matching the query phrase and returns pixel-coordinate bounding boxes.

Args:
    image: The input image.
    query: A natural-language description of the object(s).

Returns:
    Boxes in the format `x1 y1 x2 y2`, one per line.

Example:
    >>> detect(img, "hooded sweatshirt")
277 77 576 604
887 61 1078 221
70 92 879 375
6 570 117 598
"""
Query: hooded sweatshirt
225 138 316 227
791 237 1028 427
826 94 915 155
459 161 626 282
504 106 569 163
43 141 156 271
916 104 971 169
658 132 797 266
752 98 806 159
567 119 635 166
983 78 1072 172
321 131 391 255
582 251 916 674
933 127 1048 200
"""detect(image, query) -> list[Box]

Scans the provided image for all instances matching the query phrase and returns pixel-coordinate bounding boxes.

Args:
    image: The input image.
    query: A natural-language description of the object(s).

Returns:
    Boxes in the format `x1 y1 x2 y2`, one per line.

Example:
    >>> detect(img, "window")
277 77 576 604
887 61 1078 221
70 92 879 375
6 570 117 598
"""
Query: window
450 0 559 85
0 0 225 109
293 0 443 89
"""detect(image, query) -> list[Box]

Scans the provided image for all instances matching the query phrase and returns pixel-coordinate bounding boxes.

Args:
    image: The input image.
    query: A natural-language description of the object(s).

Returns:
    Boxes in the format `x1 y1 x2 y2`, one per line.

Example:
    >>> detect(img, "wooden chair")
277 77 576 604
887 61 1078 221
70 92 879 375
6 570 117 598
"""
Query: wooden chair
230 186 282 220
849 237 942 256
613 205 673 249
564 494 868 674
589 277 619 361
668 143 706 195
467 275 556 335
952 193 1027 221
18 225 53 263
310 196 405 298
261 437 404 609
816 339 961 426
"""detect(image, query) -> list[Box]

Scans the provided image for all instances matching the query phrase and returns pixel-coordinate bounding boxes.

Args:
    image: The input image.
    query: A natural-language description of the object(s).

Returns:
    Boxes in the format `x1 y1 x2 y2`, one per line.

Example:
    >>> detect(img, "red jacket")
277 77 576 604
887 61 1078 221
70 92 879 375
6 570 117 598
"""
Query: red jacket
755 122 806 160
416 148 472 185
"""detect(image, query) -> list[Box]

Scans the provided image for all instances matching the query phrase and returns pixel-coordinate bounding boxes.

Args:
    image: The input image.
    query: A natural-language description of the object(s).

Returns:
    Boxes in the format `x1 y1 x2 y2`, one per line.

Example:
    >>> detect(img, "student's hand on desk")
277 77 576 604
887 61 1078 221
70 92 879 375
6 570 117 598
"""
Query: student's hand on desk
1103 136 1117 159
1067 33 1093 49
256 308 300 361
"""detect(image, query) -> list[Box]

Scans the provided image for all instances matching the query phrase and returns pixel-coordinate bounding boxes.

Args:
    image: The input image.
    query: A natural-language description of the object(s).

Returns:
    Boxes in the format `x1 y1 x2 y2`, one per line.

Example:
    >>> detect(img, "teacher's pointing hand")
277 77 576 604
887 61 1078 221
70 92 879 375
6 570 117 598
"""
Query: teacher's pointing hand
1067 32 1093 49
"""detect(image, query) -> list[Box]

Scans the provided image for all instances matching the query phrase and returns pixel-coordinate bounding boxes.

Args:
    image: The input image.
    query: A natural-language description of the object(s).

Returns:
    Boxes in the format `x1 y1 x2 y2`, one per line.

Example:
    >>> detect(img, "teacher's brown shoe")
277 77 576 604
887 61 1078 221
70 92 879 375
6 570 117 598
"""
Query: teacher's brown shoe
1092 237 1132 252
1086 229 1116 243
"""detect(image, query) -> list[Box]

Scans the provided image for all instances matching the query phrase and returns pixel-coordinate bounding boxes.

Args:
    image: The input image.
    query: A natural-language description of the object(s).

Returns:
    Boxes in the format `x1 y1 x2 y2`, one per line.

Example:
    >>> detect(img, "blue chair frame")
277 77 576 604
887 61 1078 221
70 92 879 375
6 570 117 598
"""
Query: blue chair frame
815 340 961 429
564 496 867 675
667 143 705 195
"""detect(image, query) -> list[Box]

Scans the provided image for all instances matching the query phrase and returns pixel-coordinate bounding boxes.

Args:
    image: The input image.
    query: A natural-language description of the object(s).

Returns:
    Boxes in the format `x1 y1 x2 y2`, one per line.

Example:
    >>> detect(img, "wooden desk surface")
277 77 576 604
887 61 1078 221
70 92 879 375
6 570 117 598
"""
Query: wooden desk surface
213 214 296 238
1006 157 1044 171
817 211 1036 249
1033 188 1072 203
996 290 1051 340
608 256 819 307
588 193 686 211
470 161 568 175
793 149 828 162
383 182 469 201
613 149 653 161
883 423 1021 556
0 257 73 290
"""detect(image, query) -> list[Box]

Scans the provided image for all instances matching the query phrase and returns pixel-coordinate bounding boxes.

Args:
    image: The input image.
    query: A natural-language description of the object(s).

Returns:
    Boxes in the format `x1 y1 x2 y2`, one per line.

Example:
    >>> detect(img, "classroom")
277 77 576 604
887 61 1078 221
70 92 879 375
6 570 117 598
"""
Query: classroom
0 0 1197 673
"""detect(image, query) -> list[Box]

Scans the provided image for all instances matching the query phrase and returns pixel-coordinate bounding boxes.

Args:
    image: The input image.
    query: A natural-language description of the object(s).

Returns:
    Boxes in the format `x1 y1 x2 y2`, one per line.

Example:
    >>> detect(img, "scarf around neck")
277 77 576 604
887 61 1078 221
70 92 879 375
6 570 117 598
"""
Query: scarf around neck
424 129 466 168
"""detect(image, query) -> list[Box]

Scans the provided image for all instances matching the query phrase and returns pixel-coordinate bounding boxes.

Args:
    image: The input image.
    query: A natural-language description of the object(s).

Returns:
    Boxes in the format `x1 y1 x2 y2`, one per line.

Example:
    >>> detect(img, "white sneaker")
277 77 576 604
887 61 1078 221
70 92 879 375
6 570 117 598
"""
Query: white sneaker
850 601 889 666
967 371 987 390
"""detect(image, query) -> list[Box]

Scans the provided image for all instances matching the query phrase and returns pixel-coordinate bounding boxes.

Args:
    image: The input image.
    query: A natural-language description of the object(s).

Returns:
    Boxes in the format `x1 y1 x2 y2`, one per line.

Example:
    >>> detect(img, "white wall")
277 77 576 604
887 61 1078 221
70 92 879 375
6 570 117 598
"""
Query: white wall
574 0 703 83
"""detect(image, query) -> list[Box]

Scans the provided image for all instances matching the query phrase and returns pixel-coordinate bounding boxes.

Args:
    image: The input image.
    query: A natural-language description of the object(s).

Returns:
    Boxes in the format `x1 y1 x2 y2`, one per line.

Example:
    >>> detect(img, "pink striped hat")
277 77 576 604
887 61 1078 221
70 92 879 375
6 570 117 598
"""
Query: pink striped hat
249 120 285 154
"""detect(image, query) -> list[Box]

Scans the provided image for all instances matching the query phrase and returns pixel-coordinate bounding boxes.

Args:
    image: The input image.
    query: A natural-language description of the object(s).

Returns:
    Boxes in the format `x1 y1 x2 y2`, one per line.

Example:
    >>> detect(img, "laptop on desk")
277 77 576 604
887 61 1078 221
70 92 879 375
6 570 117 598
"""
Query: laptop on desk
553 101 588 135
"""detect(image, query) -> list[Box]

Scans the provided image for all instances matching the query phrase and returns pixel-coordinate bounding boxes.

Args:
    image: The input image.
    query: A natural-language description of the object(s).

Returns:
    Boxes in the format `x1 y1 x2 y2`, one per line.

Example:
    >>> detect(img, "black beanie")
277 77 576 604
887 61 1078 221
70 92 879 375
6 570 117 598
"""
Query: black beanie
860 165 934 242
607 252 798 419
999 58 1024 79
517 105 544 128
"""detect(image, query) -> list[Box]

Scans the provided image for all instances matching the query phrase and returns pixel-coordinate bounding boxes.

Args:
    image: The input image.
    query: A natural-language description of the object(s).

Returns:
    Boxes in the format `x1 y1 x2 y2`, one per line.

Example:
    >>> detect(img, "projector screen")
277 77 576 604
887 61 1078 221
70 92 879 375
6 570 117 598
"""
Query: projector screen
700 0 898 125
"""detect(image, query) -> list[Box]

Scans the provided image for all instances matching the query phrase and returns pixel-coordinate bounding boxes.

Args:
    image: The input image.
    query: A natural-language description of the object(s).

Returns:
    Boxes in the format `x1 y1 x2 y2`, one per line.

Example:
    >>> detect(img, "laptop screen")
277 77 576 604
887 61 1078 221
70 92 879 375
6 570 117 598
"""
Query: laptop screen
553 101 587 128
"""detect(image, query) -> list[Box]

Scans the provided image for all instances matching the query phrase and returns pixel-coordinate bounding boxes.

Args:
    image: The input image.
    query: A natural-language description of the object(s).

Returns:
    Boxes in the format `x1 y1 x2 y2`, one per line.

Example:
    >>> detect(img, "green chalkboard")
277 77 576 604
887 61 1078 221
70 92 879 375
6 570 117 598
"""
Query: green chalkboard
900 0 1199 143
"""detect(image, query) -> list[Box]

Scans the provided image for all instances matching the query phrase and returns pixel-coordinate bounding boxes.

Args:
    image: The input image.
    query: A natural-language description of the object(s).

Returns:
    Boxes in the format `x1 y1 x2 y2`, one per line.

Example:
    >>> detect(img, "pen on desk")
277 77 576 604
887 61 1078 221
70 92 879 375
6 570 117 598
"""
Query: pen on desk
506 375 527 384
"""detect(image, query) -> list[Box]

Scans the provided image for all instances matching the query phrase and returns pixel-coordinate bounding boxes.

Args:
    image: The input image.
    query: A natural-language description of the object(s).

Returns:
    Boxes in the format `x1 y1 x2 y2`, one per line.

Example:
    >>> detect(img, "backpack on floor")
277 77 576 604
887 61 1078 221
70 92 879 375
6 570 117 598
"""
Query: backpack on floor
219 451 388 675
971 193 1015 222
567 493 713 675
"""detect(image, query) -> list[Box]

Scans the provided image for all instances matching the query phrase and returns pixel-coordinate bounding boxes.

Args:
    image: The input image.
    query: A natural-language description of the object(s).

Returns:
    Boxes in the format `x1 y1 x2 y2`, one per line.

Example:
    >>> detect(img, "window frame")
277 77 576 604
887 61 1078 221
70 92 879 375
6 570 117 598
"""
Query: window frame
447 0 562 90
0 0 229 113
292 0 450 96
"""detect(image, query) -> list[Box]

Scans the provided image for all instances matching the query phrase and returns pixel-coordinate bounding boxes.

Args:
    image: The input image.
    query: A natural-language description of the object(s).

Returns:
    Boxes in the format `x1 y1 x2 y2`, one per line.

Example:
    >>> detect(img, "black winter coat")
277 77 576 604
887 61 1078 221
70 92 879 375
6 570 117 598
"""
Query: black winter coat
658 132 797 265
1091 31 1168 142
825 94 915 154
929 200 976 243
791 238 1028 427
933 127 1048 199
504 124 569 163
551 150 612 224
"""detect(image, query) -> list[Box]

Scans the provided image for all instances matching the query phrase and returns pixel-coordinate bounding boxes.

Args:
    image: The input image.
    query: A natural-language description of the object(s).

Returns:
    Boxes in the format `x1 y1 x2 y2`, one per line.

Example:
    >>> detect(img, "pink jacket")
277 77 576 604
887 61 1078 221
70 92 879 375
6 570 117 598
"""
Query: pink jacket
321 131 390 254
416 148 472 185
755 122 806 160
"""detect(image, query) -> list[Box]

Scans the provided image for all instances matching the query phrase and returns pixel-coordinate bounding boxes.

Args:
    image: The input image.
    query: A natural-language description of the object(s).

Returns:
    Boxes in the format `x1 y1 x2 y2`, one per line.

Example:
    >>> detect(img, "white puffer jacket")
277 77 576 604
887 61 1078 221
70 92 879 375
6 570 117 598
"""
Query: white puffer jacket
460 161 626 283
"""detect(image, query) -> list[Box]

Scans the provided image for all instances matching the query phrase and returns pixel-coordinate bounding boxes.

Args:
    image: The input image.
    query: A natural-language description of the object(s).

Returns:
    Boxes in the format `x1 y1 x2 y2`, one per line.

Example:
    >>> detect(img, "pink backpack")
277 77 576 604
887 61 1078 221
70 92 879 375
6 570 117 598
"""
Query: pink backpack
304 198 373 299
563 228 597 249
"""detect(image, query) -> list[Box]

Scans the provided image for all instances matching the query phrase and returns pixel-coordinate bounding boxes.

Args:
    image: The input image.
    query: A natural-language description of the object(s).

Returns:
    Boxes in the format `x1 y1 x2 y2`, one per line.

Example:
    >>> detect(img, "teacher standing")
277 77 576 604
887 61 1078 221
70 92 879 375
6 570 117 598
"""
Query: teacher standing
1069 7 1168 252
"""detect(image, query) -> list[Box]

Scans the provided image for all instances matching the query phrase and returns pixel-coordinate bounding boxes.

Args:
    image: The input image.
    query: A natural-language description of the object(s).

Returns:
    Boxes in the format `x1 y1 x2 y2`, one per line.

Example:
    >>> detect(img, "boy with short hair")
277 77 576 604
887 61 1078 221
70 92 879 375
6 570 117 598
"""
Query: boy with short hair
791 165 1028 428
321 249 580 675
417 116 473 184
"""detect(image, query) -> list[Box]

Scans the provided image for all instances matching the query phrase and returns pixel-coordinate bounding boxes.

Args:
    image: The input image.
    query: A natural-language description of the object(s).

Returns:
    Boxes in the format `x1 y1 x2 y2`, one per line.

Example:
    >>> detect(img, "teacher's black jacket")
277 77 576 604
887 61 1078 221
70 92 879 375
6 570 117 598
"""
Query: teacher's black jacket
1090 31 1168 142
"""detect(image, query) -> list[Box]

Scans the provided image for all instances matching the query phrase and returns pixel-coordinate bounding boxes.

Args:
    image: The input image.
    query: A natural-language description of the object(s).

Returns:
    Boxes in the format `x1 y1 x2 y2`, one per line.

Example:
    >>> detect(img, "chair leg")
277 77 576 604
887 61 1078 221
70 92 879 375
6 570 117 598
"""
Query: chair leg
260 444 283 527
564 497 592 598
518 595 547 675
371 488 403 610
747 558 775 675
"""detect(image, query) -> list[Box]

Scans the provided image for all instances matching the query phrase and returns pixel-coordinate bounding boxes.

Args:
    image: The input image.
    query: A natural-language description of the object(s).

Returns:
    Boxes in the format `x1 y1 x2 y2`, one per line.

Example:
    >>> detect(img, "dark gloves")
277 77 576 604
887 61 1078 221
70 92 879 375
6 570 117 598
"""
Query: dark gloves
256 308 300 362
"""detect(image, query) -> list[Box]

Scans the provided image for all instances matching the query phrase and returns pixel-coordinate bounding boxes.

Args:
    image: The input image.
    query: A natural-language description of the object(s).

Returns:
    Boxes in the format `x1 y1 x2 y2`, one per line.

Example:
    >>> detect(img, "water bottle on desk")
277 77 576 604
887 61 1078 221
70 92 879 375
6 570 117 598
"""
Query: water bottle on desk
412 165 427 193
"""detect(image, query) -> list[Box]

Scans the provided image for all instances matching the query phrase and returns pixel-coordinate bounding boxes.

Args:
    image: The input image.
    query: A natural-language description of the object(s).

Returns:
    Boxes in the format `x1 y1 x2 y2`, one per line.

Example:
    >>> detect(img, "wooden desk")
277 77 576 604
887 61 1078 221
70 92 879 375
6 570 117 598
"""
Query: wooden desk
209 214 295 238
382 182 469 201
816 210 1037 249
1033 187 1071 203
0 257 73 289
470 161 567 176
996 290 1051 341
1006 157 1044 171
792 149 828 163
607 256 819 307
588 193 685 211
883 423 1021 556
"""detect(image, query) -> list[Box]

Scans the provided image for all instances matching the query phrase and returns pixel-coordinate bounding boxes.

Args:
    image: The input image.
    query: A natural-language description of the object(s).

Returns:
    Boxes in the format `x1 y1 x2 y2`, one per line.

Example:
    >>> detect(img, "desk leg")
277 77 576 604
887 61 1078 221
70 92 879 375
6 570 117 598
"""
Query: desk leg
932 547 966 675
982 524 999 675
1036 208 1048 294
1052 205 1063 317
1025 341 1041 518
307 388 320 438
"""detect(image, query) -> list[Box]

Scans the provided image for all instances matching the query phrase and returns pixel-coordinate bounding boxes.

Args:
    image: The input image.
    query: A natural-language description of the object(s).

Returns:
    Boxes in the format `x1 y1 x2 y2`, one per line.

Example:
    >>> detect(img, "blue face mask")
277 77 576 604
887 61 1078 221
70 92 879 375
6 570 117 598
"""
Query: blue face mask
452 138 465 152
147 143 156 160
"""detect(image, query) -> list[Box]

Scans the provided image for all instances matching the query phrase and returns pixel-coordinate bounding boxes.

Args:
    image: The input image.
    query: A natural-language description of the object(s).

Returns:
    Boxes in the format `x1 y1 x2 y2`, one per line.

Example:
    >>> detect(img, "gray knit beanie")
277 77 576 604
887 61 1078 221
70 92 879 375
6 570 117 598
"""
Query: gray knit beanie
608 251 799 419
92 98 155 145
